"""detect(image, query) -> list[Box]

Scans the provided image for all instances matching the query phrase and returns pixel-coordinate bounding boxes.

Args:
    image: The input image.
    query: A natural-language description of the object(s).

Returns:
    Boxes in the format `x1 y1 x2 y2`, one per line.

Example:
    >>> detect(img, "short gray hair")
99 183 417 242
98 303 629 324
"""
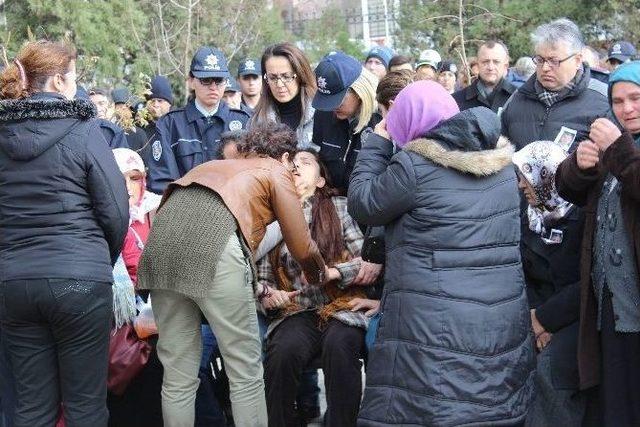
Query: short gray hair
531 18 585 54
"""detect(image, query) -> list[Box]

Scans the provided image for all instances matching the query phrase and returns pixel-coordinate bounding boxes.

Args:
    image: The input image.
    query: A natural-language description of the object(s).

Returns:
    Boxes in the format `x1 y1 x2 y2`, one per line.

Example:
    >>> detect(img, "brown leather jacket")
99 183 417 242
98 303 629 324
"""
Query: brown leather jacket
162 157 325 284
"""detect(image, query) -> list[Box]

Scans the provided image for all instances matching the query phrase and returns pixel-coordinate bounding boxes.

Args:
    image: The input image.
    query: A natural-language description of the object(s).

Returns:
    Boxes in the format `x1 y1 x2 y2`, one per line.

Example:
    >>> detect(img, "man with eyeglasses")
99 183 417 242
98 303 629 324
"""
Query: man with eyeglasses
501 18 609 152
452 41 516 112
146 46 251 194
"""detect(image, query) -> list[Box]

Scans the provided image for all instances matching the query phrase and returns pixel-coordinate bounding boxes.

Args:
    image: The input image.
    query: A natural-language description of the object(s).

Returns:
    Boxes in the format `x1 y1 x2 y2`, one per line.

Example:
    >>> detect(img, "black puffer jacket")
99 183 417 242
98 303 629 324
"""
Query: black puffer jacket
0 93 129 282
349 107 534 426
501 66 609 150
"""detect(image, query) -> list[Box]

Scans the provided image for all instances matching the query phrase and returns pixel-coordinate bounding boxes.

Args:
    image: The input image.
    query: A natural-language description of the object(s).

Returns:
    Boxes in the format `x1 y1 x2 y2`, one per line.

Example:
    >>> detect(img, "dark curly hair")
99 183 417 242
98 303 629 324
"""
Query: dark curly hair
235 121 297 159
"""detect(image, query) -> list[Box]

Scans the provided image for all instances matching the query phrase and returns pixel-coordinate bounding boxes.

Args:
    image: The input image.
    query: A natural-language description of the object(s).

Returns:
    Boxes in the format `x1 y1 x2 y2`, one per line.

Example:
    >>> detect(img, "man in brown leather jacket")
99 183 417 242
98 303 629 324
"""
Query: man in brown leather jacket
138 122 326 427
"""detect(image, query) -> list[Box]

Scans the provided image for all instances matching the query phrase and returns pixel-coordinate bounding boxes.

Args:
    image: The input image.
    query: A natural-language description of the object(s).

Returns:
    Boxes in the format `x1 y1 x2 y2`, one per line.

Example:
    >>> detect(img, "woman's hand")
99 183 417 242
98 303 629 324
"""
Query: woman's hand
590 118 621 152
348 298 380 317
353 260 382 285
530 309 552 350
261 289 300 310
301 265 340 286
576 140 600 170
536 332 552 351
374 118 390 140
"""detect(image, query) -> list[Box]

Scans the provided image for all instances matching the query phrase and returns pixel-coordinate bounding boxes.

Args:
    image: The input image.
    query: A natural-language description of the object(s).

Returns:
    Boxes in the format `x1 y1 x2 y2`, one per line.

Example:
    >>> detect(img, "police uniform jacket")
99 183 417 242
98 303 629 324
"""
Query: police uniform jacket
147 100 250 193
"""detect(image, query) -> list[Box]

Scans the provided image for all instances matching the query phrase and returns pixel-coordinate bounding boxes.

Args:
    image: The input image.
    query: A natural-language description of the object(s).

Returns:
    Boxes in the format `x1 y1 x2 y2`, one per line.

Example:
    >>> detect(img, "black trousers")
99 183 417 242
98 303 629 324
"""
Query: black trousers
598 287 640 427
0 279 112 427
265 311 365 427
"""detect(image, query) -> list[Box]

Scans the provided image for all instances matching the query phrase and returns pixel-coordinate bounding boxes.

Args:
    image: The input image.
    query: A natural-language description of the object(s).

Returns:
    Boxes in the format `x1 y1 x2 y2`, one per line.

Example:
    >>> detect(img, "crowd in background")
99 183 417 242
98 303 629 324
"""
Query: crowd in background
0 15 639 427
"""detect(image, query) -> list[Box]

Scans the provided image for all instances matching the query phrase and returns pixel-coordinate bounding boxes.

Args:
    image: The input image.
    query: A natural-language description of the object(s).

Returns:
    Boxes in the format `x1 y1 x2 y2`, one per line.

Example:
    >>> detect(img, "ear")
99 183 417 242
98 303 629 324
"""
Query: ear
316 176 326 189
574 53 584 69
54 73 66 94
280 152 291 165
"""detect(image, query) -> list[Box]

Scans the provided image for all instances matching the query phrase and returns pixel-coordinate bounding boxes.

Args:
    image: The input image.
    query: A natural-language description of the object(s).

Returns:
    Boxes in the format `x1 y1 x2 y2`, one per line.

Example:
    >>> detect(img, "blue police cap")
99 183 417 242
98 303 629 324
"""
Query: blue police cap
190 46 229 79
312 51 362 112
609 41 637 63
225 76 241 93
238 58 261 77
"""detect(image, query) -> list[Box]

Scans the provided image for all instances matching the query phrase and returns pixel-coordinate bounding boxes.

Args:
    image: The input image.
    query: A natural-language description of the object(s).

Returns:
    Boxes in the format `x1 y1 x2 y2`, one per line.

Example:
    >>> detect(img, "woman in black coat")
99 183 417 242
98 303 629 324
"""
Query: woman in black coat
513 141 587 426
0 41 129 427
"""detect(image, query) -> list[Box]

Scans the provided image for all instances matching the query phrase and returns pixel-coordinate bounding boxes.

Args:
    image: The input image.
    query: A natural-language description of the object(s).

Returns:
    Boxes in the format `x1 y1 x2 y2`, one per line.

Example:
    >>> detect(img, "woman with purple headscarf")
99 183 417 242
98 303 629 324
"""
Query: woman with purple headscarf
348 81 535 426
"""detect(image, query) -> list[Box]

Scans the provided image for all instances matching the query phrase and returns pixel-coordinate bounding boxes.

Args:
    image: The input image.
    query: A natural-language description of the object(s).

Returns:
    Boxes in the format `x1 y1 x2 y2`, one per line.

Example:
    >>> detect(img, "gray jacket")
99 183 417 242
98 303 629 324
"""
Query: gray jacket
348 108 535 426
266 100 317 151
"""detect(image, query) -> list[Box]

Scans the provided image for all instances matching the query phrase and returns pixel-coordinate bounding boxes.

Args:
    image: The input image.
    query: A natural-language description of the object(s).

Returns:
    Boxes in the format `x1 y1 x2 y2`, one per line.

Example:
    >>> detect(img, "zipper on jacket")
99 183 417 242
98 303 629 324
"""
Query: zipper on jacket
343 138 353 163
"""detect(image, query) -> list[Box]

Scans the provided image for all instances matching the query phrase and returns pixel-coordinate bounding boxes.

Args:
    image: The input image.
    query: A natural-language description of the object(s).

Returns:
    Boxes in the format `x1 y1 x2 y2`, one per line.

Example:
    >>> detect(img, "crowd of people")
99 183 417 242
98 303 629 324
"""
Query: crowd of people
0 15 639 427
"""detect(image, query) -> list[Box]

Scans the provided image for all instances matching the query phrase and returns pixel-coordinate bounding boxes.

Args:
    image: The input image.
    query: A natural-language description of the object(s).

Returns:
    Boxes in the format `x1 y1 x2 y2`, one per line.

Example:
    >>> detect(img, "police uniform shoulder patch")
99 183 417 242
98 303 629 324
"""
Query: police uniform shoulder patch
229 120 243 131
152 140 162 161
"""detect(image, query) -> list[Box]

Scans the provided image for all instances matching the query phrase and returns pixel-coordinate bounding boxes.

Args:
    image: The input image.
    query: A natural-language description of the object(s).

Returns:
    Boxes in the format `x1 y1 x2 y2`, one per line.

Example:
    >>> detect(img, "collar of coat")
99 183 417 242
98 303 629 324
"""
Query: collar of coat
0 93 96 122
404 136 514 177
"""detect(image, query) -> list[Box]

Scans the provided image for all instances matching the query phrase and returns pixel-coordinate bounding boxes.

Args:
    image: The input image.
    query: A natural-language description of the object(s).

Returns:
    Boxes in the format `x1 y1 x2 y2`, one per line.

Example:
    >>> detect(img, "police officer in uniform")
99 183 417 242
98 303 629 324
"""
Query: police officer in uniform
147 46 251 193
237 57 262 112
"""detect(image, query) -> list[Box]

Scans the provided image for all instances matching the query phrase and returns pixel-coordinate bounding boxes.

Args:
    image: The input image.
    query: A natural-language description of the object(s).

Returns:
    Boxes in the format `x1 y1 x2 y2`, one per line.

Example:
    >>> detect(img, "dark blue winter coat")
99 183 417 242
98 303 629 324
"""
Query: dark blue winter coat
348 107 535 426
146 100 251 193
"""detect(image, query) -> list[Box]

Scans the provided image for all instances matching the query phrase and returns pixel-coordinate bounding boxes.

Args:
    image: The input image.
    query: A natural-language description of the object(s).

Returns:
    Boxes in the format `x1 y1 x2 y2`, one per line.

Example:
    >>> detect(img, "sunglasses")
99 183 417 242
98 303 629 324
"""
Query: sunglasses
197 77 228 87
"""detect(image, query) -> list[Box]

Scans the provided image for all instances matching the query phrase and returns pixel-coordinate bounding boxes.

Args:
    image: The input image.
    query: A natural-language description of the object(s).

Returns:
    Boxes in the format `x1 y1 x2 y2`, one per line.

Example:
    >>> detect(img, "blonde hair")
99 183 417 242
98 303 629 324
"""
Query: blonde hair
350 67 378 133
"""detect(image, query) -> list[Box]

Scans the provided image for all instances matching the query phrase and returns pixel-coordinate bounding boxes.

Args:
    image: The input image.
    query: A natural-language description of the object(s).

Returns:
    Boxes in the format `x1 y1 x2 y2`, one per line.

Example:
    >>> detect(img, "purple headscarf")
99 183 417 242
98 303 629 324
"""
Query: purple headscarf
386 80 460 148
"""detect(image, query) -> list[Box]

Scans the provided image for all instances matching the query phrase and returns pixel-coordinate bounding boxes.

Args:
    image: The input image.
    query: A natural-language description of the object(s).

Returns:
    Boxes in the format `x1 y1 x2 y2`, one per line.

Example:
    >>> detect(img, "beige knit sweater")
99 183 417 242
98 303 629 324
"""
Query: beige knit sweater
137 185 238 299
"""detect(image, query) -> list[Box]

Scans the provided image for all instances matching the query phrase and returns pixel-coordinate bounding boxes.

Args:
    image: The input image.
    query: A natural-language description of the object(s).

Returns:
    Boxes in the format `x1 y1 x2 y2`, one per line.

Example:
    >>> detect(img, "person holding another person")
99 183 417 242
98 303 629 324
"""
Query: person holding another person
137 122 327 427
348 80 535 426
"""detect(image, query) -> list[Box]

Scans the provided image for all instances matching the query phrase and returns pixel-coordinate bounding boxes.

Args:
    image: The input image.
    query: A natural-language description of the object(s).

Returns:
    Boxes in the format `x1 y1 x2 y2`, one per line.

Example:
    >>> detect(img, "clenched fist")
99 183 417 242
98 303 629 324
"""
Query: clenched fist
576 140 600 170
589 118 621 152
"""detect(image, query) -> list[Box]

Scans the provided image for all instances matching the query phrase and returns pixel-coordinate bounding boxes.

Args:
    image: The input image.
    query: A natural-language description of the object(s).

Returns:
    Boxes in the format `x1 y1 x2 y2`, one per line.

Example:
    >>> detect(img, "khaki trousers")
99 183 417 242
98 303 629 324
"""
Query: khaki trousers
152 234 267 427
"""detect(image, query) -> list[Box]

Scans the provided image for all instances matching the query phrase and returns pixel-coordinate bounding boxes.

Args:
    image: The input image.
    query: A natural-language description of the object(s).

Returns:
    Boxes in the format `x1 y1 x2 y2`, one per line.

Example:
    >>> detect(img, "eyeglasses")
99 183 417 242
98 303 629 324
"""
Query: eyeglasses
264 73 297 85
532 53 576 69
197 77 228 87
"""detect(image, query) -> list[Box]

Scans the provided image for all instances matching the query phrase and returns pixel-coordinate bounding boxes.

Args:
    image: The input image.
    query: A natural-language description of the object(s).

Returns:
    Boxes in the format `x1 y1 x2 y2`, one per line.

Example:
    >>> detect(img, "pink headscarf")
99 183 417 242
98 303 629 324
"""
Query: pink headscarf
386 80 460 148
112 148 161 224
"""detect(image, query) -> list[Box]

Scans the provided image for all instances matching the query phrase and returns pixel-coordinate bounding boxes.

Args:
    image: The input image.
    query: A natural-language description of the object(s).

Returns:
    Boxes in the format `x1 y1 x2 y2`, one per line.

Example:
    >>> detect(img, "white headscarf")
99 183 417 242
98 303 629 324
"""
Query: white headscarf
512 141 574 242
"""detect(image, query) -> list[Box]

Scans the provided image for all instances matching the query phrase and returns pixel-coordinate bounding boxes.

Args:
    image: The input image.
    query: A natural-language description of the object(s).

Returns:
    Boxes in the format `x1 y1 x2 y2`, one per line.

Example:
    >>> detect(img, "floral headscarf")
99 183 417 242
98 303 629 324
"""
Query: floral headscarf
512 141 574 243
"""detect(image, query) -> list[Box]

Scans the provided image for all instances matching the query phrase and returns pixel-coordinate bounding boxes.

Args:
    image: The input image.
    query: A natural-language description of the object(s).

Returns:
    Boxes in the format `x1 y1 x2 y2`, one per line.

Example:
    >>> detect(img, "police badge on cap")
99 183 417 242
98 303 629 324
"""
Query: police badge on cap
191 46 229 79
238 57 262 77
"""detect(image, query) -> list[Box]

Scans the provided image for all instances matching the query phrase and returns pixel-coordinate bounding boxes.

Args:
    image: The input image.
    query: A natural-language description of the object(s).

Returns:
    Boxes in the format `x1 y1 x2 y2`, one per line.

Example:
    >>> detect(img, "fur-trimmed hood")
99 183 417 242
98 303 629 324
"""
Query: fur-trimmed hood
405 136 515 176
403 106 514 176
0 93 96 161
0 92 96 122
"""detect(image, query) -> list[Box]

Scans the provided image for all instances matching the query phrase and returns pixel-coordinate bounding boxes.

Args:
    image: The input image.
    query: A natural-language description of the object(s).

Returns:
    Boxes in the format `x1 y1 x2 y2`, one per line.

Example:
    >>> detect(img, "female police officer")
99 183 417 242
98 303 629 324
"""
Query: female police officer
147 46 251 194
